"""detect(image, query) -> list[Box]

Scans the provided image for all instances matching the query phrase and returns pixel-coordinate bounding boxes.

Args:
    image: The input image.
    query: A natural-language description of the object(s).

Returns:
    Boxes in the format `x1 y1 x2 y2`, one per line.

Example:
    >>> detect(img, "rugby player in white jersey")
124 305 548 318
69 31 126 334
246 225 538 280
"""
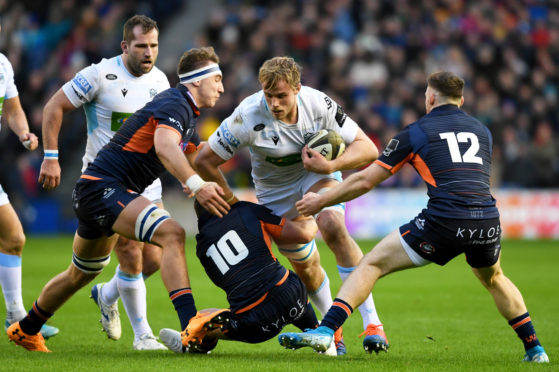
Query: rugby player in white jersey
0 23 59 340
195 56 388 355
37 15 169 350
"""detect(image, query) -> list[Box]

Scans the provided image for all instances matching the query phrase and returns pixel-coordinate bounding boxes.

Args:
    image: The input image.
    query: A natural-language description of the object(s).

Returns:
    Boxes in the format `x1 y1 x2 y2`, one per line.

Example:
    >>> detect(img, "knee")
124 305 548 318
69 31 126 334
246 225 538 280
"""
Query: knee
316 210 345 242
115 237 143 265
0 231 25 255
161 224 186 252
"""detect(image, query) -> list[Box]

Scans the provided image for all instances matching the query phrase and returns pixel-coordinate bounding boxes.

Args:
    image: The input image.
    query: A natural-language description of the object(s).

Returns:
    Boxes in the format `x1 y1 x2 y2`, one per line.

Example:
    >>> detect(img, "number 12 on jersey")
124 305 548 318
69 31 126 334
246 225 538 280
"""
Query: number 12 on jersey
439 132 482 164
206 230 249 274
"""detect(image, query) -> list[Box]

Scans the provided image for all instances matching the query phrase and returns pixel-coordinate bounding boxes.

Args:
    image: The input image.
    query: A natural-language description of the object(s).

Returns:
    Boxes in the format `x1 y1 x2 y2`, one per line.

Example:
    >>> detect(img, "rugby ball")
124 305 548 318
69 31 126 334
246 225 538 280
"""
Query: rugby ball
306 129 345 160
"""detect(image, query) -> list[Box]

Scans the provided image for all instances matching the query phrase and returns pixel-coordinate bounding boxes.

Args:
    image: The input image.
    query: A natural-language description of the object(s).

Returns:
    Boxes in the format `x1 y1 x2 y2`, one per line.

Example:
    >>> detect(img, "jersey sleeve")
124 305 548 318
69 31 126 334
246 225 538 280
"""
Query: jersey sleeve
374 126 414 174
62 64 100 108
250 203 285 238
321 93 359 144
181 132 200 154
2 57 18 99
207 107 249 161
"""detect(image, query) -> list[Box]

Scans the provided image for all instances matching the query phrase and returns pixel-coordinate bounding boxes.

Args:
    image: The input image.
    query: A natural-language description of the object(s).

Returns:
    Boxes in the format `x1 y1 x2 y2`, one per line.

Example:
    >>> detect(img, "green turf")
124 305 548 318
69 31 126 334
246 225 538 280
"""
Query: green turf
0 236 556 371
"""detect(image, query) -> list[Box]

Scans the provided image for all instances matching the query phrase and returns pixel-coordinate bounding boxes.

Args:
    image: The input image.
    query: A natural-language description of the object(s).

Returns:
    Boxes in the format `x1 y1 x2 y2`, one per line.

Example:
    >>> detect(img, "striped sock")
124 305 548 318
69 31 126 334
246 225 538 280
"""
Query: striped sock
320 298 353 331
509 312 541 351
19 301 52 335
169 288 196 330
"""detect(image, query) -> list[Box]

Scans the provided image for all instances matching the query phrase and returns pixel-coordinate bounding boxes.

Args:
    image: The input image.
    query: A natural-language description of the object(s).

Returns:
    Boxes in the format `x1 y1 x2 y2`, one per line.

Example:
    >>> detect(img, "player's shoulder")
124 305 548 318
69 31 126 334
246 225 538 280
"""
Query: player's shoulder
0 52 10 65
233 91 268 123
145 65 170 84
299 85 332 112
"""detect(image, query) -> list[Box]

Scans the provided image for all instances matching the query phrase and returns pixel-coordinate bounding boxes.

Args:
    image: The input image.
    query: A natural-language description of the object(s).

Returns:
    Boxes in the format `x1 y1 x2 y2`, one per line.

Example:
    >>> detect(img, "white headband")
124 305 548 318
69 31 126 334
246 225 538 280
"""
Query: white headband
178 63 222 83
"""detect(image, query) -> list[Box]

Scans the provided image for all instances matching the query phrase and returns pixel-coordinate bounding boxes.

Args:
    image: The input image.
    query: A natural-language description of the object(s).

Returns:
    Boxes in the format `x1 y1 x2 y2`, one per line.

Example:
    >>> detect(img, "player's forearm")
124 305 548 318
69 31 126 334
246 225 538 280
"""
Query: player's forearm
196 159 233 198
332 137 378 171
5 109 30 138
42 100 65 150
157 145 196 185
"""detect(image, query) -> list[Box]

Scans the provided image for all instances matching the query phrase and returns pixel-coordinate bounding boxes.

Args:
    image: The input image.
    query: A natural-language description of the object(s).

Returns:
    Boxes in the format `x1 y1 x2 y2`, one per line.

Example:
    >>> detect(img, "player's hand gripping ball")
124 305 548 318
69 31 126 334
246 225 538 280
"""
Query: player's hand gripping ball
305 129 345 160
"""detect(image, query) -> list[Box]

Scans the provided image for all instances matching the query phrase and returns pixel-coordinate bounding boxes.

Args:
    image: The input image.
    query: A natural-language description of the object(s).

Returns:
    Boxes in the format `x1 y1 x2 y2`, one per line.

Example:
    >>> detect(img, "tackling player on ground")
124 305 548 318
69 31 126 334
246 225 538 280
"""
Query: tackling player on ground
159 200 338 355
195 56 386 355
6 46 230 352
38 15 170 350
279 71 549 363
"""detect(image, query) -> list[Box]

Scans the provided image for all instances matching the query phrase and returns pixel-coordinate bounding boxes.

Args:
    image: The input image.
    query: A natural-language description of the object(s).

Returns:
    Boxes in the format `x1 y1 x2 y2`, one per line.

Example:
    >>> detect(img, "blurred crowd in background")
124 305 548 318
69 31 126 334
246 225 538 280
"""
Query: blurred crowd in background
1 0 558 229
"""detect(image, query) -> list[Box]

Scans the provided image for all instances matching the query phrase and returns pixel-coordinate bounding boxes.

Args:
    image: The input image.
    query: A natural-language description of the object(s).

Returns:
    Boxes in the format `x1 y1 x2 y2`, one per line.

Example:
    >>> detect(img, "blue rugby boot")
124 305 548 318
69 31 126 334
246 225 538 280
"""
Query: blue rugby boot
523 345 549 363
278 326 334 353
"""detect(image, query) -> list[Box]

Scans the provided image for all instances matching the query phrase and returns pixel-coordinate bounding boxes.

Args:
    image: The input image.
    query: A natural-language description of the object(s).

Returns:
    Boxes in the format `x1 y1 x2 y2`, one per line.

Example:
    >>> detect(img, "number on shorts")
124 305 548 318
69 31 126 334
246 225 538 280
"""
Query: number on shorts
439 132 482 164
206 230 249 274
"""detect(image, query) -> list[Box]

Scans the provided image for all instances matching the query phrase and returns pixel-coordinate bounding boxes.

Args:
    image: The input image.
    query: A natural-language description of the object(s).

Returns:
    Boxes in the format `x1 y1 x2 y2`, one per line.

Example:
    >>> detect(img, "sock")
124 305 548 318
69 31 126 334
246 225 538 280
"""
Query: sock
307 269 333 317
169 288 196 330
19 301 52 335
509 312 541 351
337 265 382 329
320 298 353 332
117 269 151 340
0 252 27 322
101 265 120 305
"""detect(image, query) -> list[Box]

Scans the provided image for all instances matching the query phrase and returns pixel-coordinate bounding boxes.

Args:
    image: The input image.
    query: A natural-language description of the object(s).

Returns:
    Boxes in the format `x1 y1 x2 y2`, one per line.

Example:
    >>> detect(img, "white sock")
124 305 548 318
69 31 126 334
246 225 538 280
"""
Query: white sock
116 268 151 340
101 265 120 305
307 269 333 317
338 265 382 329
0 253 26 322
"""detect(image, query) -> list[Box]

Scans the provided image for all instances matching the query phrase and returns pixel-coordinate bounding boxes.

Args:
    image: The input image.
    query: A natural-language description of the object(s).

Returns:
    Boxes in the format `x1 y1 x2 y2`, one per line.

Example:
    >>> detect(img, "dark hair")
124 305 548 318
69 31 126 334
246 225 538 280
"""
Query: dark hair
427 71 464 99
123 15 158 43
177 47 220 76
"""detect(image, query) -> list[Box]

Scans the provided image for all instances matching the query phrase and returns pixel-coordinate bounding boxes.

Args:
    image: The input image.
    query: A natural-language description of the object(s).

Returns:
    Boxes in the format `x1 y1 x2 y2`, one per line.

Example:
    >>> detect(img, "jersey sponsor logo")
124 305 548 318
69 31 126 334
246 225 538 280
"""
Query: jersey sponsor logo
72 73 92 94
110 111 133 131
265 153 302 166
220 124 240 148
105 74 117 80
324 96 333 110
121 88 128 97
335 105 347 127
168 116 184 132
70 85 86 102
149 88 157 98
216 135 234 155
382 138 399 157
253 123 265 131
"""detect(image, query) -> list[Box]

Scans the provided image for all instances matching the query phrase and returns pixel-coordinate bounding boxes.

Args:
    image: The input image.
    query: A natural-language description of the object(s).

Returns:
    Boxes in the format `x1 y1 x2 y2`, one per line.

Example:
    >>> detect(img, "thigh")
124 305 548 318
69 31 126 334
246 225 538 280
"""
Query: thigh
73 179 140 238
0 203 24 244
366 229 416 276
73 231 118 260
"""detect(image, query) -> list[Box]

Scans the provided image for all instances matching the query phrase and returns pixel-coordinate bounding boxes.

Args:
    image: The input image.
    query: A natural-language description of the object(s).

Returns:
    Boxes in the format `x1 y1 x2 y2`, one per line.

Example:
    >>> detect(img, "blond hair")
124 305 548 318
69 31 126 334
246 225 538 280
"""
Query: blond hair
258 57 301 90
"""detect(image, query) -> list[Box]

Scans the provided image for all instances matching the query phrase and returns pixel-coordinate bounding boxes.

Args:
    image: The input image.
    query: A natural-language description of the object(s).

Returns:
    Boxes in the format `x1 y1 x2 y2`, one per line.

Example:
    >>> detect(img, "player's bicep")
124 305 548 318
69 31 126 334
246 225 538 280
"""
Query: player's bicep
375 129 414 174
154 126 181 150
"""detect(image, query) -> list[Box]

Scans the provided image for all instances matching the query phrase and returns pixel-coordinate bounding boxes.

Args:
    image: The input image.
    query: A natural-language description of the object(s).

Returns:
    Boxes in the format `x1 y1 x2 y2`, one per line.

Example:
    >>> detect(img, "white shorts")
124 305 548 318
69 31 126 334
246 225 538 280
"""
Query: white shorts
0 184 9 207
257 172 342 219
140 178 163 204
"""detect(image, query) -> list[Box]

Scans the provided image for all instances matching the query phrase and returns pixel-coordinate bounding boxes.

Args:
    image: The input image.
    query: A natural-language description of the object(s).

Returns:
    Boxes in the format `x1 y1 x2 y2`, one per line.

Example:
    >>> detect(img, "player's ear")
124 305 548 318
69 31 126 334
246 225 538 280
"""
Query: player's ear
295 83 301 94
121 40 128 54
459 96 465 107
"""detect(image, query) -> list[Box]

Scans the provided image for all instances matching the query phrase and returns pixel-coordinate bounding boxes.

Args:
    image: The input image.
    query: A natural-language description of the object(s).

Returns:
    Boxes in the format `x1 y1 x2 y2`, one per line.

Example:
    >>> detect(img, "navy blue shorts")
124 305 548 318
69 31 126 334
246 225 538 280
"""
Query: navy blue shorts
72 176 140 239
400 211 501 268
224 271 315 343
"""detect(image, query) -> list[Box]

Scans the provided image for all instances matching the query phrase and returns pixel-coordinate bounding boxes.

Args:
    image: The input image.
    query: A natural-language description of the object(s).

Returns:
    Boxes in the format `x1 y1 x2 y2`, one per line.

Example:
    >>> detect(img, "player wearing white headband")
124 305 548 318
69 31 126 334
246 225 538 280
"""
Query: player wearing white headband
196 56 385 356
37 15 170 350
7 46 229 352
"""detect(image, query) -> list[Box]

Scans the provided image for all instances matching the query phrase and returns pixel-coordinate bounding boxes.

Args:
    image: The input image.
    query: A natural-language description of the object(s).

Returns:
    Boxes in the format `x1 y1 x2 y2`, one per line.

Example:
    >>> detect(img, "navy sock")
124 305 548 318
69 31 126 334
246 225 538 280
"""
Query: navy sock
169 288 197 330
509 312 541 351
19 301 52 335
320 298 353 331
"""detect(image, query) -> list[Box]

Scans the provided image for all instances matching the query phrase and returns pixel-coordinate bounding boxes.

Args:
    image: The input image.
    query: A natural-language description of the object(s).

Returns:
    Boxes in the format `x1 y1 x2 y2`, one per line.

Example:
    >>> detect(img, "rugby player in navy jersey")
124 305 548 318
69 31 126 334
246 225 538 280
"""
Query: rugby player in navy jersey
278 71 549 363
159 200 334 355
7 47 230 352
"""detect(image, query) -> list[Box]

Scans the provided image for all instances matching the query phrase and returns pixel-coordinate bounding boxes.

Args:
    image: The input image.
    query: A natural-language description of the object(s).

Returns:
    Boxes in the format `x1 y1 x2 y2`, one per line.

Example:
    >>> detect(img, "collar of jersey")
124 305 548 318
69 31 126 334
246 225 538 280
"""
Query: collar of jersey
178 84 200 116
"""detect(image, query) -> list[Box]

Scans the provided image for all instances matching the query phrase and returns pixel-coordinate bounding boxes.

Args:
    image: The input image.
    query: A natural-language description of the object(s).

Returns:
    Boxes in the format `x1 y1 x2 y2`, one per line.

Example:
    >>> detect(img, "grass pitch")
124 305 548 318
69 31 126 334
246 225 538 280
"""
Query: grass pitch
0 236 556 371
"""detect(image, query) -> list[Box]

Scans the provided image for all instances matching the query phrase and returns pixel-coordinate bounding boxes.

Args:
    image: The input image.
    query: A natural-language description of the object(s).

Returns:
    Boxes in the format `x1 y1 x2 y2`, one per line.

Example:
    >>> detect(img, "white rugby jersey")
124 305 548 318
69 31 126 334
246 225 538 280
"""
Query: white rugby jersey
62 55 170 171
0 53 19 132
208 85 359 190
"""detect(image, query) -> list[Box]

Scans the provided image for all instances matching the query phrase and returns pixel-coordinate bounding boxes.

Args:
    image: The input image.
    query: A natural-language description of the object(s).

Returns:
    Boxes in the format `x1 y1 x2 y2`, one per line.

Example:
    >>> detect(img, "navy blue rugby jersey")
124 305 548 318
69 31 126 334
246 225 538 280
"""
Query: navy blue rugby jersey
83 84 200 193
195 201 288 313
375 104 499 219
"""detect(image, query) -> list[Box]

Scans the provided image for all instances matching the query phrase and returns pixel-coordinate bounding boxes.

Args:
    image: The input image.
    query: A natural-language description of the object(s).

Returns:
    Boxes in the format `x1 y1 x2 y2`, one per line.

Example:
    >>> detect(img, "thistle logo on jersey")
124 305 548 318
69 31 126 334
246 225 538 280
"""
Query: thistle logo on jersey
110 111 133 131
149 88 157 98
